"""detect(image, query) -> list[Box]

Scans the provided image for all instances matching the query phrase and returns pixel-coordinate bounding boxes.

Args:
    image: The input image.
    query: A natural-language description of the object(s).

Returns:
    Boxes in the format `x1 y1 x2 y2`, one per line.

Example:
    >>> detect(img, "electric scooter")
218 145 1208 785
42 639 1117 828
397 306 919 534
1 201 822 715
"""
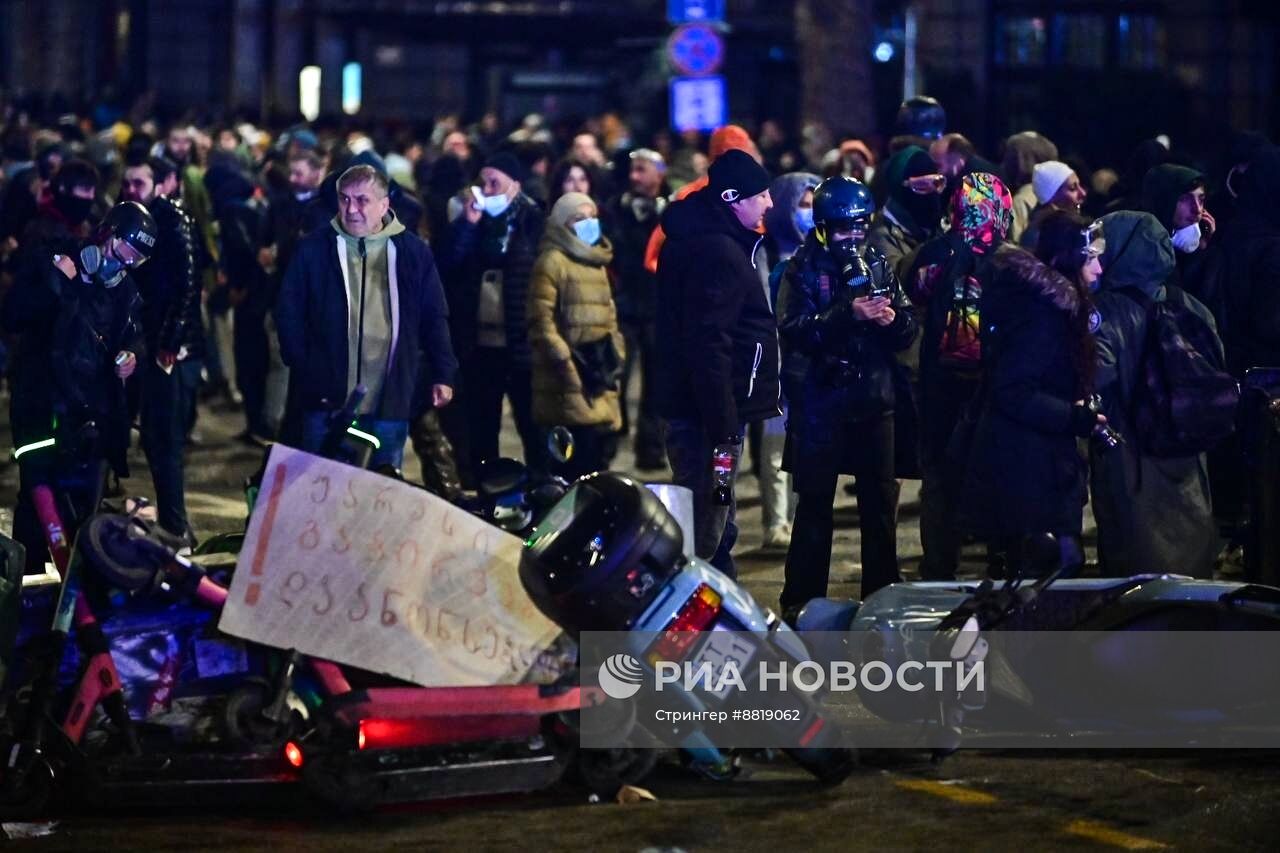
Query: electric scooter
796 533 1280 753
520 472 857 784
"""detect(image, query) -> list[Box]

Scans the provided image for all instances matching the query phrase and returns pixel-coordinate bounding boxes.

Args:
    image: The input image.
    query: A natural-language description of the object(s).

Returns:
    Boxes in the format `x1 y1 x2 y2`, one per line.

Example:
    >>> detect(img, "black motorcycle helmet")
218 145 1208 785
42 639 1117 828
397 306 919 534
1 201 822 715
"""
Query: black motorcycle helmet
519 472 685 634
894 95 947 141
94 200 158 264
812 176 874 257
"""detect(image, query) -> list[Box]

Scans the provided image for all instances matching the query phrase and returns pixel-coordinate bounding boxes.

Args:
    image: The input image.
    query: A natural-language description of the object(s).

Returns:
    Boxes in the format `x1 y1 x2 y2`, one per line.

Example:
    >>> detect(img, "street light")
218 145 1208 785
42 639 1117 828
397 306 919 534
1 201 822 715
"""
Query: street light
299 65 321 121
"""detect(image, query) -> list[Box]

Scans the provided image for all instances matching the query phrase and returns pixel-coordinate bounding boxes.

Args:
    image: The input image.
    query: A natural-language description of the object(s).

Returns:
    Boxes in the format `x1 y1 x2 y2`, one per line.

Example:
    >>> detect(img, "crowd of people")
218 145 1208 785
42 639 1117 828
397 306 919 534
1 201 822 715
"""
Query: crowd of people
1 93 1276 619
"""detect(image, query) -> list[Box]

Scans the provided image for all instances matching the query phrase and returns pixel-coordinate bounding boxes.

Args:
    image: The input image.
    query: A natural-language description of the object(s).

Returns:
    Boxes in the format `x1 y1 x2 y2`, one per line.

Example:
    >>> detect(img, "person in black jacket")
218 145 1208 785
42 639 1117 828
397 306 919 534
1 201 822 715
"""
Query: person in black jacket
957 241 1105 578
275 165 457 470
205 161 273 442
121 156 204 546
904 172 1014 580
439 151 545 485
776 177 918 612
654 149 779 579
606 148 670 470
3 202 152 571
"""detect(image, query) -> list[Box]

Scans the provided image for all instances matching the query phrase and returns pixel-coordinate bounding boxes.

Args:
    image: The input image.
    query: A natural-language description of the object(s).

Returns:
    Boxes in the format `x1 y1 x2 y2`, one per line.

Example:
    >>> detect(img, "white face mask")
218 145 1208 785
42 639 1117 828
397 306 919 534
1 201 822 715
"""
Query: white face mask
473 186 512 218
1171 221 1202 253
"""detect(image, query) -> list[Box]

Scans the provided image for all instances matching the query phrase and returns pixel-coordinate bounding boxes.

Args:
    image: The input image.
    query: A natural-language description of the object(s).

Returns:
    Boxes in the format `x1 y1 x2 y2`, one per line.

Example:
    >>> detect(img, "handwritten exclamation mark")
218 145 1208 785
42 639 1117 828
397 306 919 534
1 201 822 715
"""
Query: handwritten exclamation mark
245 462 288 605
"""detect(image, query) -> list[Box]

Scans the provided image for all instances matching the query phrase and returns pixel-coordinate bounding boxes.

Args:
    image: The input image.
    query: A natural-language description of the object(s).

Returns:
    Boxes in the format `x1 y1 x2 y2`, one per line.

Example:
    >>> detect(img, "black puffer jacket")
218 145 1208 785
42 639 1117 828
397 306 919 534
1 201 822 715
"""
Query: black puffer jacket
441 193 544 366
654 186 780 440
959 245 1094 540
134 195 203 357
777 234 917 423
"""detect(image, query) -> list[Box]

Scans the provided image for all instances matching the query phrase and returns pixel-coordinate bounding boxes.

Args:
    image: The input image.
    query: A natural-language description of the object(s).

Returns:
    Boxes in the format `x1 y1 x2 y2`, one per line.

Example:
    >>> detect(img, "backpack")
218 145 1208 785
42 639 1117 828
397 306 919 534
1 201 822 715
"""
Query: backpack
1122 286 1240 457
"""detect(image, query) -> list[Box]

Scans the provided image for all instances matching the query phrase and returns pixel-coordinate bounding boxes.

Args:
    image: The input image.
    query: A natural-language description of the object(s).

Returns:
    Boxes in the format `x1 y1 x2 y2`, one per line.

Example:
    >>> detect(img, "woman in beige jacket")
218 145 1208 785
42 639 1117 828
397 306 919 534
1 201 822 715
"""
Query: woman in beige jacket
527 192 625 476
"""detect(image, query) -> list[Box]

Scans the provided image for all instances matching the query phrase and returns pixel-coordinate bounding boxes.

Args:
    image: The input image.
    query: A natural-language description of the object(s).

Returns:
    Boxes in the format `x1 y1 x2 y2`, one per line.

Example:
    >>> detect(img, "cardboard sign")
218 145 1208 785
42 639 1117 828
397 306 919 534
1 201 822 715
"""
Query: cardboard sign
218 445 566 686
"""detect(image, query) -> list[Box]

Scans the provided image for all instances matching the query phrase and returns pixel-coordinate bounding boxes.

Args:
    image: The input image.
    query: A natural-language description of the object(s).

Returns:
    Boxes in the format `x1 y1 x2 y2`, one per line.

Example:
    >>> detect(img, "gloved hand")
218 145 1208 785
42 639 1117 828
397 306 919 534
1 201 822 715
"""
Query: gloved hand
1068 400 1107 438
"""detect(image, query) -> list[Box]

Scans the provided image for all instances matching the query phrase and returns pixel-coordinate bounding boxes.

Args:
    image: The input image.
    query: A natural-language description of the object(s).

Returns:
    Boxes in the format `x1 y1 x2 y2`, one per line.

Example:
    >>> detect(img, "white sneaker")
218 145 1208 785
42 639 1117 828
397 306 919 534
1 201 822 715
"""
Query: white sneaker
762 524 792 551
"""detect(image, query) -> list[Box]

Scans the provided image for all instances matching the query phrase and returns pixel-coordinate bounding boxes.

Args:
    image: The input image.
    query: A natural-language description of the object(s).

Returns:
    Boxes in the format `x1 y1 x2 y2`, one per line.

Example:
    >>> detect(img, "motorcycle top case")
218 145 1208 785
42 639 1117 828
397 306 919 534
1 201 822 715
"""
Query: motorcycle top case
520 472 684 633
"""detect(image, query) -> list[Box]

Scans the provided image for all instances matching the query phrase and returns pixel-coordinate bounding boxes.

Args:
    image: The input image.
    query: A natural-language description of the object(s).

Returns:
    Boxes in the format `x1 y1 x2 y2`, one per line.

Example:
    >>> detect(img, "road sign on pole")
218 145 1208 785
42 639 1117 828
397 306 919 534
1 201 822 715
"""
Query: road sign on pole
670 76 726 132
667 0 724 24
667 24 724 77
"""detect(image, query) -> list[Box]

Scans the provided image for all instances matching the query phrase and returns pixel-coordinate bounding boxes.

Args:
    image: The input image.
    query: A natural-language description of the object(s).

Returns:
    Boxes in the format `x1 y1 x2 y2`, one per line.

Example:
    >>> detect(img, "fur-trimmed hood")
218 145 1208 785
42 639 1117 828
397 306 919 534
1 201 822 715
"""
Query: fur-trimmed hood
989 243 1085 316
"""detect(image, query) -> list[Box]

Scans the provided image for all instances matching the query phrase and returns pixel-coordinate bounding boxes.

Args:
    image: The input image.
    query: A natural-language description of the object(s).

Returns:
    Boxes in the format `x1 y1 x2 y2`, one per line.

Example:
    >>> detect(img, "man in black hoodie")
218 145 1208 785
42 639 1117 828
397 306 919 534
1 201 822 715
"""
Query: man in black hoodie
655 149 779 579
1142 163 1214 293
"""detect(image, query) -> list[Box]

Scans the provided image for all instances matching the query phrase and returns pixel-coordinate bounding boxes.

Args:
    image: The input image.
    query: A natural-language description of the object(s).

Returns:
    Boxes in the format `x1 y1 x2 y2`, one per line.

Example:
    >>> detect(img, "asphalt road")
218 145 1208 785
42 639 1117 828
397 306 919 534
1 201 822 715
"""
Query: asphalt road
1 393 1277 852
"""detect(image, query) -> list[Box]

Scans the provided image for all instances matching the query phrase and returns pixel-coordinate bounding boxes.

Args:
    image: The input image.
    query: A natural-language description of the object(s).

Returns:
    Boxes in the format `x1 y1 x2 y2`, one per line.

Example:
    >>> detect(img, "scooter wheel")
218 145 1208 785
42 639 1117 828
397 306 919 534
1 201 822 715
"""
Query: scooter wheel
0 755 55 820
573 748 660 796
223 679 291 751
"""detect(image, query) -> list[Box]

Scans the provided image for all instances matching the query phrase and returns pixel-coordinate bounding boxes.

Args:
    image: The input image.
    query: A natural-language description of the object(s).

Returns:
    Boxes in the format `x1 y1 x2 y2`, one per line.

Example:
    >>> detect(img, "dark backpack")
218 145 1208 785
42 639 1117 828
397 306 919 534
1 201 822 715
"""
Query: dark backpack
1123 286 1240 457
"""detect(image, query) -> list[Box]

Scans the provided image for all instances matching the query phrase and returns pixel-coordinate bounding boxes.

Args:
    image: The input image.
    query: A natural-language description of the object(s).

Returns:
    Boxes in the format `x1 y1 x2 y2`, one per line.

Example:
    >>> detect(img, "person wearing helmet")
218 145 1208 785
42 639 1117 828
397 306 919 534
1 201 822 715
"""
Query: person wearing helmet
2 201 151 572
776 176 918 618
890 95 947 155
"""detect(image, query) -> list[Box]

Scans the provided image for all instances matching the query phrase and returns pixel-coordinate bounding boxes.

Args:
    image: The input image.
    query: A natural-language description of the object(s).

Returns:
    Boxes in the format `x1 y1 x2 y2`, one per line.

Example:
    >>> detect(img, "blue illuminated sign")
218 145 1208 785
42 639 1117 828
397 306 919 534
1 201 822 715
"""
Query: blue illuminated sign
667 0 724 24
667 24 724 77
670 76 726 132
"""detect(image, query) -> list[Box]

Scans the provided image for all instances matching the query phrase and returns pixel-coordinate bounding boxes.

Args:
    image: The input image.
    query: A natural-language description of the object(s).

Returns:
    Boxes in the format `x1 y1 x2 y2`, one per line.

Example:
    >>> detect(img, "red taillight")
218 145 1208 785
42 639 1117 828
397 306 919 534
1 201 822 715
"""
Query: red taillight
648 584 722 662
357 722 367 750
284 741 304 768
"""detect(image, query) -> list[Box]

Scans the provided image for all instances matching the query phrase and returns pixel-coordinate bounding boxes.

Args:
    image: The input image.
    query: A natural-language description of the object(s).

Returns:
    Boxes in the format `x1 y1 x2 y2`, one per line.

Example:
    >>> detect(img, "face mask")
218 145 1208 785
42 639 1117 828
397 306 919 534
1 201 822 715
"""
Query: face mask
55 194 94 226
793 207 815 235
473 186 513 218
572 217 601 246
1171 221 1202 253
79 243 126 288
828 237 863 268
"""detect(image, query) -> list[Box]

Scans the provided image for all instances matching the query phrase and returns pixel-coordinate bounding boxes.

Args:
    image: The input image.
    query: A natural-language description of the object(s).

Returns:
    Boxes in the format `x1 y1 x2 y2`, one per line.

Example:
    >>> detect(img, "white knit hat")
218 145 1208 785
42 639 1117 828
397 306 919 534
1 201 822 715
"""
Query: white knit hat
1032 160 1075 205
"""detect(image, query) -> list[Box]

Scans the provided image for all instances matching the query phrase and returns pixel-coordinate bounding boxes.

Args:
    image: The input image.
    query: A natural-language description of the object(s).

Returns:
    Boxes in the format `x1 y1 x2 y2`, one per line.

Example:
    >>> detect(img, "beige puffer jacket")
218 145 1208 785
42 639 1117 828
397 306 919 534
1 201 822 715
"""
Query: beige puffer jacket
527 224 625 428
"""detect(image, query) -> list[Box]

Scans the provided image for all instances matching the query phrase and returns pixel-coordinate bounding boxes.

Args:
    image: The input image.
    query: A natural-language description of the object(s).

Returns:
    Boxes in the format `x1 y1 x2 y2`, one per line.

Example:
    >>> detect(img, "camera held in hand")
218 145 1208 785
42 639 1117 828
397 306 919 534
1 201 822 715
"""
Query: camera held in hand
1085 394 1125 452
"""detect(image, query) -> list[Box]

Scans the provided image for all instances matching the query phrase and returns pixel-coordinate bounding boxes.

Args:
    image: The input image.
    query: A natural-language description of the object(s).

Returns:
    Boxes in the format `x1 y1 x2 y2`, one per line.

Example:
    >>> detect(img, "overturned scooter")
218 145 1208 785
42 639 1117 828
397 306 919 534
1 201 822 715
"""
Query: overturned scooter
520 472 856 784
796 533 1280 755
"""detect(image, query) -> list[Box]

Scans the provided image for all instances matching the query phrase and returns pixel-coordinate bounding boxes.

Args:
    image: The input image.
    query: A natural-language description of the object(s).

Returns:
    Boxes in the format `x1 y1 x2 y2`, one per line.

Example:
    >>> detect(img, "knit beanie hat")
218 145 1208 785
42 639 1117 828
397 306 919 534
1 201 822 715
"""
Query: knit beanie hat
549 192 596 229
1032 160 1075 205
709 125 759 160
483 151 528 184
708 149 771 203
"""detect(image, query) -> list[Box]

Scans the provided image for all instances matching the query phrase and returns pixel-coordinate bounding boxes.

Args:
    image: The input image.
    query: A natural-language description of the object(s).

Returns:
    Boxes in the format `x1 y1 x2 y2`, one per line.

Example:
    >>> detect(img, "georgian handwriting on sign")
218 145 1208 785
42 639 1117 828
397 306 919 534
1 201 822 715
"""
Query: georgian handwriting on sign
218 445 563 687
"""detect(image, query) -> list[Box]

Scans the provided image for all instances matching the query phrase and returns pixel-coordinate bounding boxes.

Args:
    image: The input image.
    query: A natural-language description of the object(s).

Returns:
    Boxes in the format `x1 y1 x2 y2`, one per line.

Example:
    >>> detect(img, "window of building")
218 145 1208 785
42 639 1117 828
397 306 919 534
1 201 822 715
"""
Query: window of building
994 15 1048 67
1051 14 1107 68
1117 14 1166 70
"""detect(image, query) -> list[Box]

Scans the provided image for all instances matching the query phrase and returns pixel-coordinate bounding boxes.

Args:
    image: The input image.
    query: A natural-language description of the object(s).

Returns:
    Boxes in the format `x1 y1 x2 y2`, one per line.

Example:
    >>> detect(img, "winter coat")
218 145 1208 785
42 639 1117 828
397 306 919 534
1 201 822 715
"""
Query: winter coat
606 191 667 322
441 193 544 366
133 195 203 358
654 186 780 440
776 234 917 487
3 253 144 476
1197 145 1280 376
275 219 458 421
868 200 930 284
527 225 625 429
1090 211 1219 577
959 245 1093 541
